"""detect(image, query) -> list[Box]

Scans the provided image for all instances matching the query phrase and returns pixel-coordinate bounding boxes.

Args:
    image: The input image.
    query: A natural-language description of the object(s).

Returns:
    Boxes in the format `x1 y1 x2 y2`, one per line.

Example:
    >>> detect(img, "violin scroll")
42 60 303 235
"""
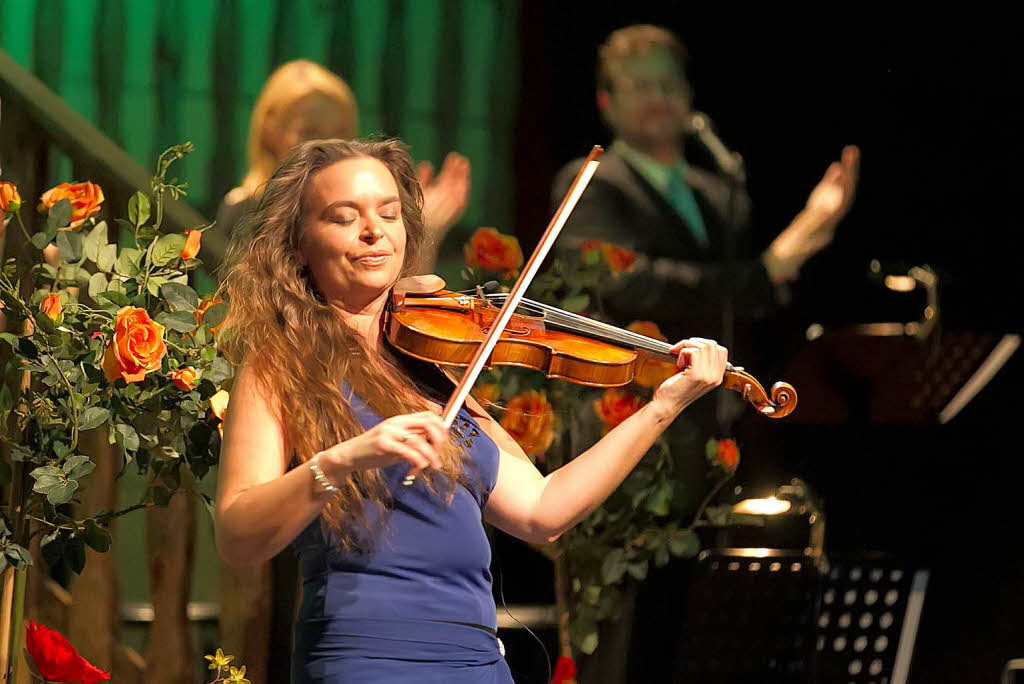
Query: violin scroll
722 367 798 419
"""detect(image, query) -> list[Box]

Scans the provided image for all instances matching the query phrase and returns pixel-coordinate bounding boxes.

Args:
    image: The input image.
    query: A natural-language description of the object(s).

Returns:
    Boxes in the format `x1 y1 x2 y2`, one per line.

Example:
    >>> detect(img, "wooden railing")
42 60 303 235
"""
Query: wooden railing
1 49 216 683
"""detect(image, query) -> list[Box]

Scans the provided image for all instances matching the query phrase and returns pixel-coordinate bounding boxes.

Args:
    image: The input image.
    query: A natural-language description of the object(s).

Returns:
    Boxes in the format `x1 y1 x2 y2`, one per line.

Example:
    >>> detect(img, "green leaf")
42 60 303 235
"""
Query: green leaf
18 337 39 360
201 301 228 330
88 272 108 300
115 247 143 277
668 528 701 558
582 248 602 266
201 345 217 363
560 294 591 313
83 519 111 553
33 311 57 335
0 332 17 351
47 479 79 505
98 290 130 308
41 531 64 567
46 199 73 233
115 423 140 452
56 230 84 264
128 191 151 227
67 459 96 480
579 631 599 655
150 233 187 267
205 356 233 386
152 486 172 507
82 221 108 263
161 282 199 311
156 310 197 333
627 560 649 581
146 275 169 297
78 406 110 431
600 549 627 585
645 481 674 516
30 232 52 250
97 244 117 273
63 533 86 574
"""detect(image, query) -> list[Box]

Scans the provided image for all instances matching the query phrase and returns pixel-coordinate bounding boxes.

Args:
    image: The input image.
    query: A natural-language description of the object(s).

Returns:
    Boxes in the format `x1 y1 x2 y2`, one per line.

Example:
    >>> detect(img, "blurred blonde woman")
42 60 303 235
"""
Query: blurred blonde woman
216 59 469 272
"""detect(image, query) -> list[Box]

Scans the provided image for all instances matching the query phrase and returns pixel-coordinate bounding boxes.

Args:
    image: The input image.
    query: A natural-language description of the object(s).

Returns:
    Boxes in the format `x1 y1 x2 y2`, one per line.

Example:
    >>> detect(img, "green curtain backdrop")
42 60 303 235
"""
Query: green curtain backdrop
0 0 520 240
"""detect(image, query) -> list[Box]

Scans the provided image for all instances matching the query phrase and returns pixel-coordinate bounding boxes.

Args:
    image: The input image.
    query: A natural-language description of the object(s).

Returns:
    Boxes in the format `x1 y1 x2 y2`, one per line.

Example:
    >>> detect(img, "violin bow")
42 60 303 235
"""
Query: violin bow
403 145 604 485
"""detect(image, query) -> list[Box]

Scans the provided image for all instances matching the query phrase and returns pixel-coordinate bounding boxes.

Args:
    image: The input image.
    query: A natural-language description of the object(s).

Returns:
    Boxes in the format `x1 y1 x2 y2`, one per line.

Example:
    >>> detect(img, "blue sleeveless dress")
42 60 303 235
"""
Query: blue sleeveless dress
291 390 514 683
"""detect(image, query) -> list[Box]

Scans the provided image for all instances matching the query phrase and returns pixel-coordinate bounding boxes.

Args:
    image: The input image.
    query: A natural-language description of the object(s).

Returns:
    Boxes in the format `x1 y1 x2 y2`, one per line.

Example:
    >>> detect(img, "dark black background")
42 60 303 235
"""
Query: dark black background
509 5 1024 682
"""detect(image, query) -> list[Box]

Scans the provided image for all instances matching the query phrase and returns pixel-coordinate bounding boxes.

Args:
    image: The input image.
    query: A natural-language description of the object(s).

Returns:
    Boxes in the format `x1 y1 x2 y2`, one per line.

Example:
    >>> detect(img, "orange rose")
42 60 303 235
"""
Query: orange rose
38 182 104 231
181 229 202 260
194 297 223 334
601 242 637 274
499 390 555 456
579 239 637 274
464 227 524 275
0 181 21 215
39 293 62 321
101 306 167 383
169 366 198 391
593 388 646 432
209 390 229 422
715 438 740 473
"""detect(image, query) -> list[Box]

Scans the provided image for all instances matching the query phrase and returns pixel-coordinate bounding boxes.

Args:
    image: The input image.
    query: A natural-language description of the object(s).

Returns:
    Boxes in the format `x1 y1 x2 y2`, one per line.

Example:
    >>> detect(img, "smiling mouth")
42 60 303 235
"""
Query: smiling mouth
352 253 391 267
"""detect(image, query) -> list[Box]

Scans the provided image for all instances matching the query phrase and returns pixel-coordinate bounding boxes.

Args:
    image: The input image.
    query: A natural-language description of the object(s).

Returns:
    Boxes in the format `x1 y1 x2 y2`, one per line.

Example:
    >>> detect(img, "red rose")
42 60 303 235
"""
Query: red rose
24 620 111 683
550 655 577 683
715 438 740 473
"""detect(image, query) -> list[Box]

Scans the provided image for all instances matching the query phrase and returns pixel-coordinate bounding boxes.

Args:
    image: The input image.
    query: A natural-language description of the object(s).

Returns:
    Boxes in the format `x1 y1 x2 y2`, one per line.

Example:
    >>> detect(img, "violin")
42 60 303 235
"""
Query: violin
387 277 797 418
397 146 793 487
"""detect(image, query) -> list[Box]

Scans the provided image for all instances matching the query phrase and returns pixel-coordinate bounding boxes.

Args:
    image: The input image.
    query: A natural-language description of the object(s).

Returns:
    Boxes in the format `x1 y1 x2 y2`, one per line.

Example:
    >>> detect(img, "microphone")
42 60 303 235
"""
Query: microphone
686 111 746 183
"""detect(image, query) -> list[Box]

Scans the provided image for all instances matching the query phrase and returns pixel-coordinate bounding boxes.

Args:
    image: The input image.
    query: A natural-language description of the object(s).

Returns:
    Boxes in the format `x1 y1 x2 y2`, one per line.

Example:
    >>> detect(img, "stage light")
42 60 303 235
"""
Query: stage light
732 495 792 516
884 275 917 292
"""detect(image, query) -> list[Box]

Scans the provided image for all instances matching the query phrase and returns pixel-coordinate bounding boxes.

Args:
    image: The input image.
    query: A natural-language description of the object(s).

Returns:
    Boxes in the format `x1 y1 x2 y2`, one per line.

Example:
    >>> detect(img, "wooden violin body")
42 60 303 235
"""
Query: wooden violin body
387 285 797 418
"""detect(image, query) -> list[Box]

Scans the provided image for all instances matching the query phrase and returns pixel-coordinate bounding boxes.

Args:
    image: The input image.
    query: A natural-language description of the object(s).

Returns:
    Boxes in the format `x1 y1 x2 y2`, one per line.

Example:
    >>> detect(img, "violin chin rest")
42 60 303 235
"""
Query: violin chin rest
393 274 446 296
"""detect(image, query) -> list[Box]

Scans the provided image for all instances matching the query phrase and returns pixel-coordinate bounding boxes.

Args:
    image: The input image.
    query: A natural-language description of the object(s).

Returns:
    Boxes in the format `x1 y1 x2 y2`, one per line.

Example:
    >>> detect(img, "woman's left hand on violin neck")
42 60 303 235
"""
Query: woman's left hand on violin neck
651 338 729 418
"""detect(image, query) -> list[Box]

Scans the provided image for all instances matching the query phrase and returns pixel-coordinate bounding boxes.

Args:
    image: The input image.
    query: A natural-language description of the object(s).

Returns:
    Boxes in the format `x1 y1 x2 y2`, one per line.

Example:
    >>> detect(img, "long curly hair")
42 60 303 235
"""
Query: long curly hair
218 138 461 550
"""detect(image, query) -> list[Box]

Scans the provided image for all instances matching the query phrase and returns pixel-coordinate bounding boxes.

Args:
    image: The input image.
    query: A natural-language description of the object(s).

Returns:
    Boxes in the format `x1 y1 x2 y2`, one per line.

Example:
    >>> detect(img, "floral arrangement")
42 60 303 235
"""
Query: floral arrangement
462 226 743 656
0 145 229 679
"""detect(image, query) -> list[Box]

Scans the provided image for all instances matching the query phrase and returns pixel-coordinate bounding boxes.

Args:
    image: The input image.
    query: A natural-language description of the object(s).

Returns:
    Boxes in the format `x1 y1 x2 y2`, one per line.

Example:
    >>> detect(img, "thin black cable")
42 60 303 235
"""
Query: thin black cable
491 536 552 684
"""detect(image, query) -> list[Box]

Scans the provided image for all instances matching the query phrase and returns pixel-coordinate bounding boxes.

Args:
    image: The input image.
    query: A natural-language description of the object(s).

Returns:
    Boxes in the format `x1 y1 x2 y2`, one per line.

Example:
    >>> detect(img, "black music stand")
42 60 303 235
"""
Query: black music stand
815 555 929 684
673 549 822 684
783 328 1019 424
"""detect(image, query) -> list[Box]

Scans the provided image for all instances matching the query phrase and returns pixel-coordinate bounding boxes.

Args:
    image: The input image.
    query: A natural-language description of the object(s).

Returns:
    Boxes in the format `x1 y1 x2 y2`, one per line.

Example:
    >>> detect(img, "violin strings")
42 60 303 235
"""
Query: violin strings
487 293 675 355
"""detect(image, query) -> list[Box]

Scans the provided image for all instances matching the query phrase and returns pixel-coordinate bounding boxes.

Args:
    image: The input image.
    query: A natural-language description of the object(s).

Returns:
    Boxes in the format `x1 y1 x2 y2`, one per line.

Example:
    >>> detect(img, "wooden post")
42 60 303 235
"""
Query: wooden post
218 562 272 682
67 428 120 672
143 491 195 684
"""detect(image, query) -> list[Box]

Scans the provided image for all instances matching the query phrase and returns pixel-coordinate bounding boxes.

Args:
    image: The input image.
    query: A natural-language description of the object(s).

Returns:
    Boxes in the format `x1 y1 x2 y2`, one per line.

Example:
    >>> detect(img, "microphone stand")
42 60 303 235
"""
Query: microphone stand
688 113 747 434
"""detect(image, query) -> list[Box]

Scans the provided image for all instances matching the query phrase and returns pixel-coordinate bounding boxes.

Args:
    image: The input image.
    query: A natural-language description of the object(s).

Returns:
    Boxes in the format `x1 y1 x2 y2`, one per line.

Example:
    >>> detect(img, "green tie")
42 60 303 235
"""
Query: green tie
666 167 709 248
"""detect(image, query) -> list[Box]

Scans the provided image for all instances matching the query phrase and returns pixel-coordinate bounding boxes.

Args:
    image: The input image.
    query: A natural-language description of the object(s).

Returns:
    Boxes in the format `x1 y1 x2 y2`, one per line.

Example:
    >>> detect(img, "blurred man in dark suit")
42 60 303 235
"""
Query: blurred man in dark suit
554 24 859 344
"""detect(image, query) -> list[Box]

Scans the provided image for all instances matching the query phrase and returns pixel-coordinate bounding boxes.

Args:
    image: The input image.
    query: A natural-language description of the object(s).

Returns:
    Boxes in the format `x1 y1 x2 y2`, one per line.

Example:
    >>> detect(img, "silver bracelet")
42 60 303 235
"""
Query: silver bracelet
309 455 337 494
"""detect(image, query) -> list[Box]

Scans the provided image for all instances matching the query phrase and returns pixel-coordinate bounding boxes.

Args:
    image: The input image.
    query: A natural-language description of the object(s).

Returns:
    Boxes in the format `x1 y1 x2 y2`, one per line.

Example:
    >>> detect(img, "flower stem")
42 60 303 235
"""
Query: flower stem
688 472 735 531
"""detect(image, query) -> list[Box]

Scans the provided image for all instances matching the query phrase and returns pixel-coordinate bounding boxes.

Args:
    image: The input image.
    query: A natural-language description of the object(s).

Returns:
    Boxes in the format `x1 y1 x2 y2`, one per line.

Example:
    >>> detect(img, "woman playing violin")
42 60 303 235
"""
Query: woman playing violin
214 138 729 683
